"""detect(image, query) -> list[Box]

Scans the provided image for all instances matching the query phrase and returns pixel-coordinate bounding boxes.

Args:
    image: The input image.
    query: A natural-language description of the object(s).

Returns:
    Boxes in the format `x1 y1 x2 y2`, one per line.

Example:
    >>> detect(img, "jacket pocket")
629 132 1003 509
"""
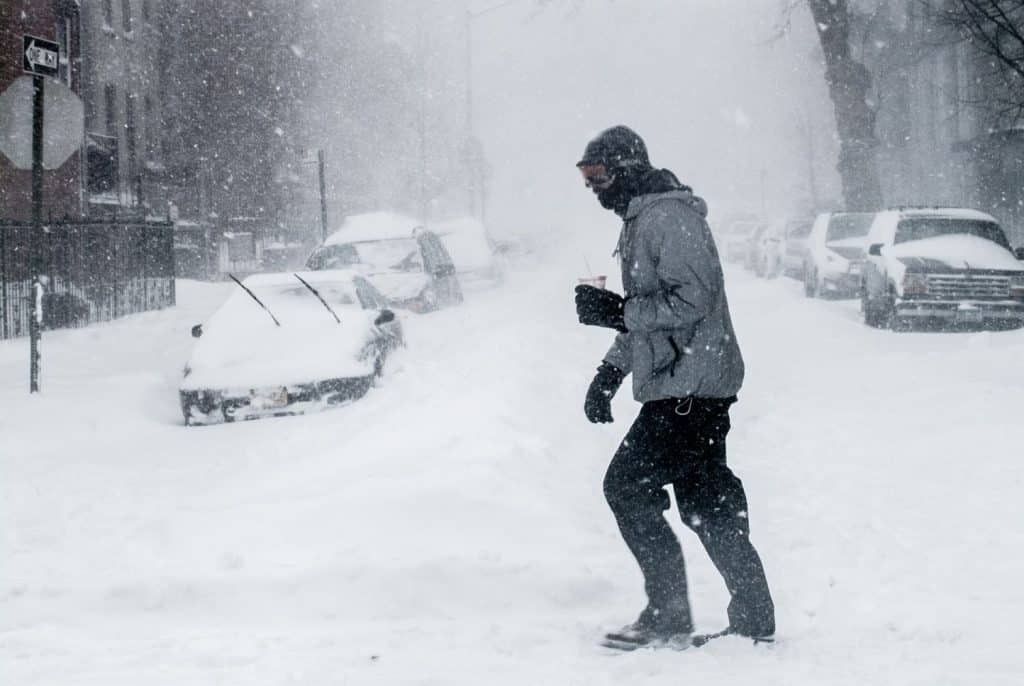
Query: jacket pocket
648 333 678 377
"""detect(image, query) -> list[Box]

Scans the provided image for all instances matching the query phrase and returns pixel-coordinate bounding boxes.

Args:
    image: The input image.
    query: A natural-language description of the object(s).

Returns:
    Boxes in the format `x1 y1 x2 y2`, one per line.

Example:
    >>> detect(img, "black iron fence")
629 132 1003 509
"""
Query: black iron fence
0 220 175 340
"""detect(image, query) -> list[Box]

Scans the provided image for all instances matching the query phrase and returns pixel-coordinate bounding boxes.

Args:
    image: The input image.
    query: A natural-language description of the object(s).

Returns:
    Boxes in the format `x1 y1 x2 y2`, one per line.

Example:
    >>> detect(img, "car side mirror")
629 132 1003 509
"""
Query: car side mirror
1014 247 1024 261
374 309 395 326
191 324 203 338
868 243 883 257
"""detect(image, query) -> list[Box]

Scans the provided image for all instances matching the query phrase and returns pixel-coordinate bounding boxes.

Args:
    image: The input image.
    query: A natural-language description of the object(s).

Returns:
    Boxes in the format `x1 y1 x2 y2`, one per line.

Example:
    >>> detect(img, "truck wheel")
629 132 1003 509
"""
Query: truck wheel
863 295 882 327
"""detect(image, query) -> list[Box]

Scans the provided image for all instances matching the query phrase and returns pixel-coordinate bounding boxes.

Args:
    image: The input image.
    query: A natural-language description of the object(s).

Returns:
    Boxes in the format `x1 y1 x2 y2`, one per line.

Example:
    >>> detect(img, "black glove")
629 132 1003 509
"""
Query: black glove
574 285 627 333
585 362 625 424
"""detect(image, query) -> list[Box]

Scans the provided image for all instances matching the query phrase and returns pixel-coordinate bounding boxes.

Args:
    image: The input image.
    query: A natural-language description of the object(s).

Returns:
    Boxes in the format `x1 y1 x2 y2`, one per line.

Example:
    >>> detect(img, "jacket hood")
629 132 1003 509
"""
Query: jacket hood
625 181 708 220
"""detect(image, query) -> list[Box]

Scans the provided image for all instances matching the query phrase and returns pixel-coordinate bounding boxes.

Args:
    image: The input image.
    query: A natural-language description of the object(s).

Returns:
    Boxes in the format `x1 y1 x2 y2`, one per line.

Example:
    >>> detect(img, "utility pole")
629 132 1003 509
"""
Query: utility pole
759 167 768 218
417 5 430 222
464 1 521 222
317 149 328 243
464 9 476 219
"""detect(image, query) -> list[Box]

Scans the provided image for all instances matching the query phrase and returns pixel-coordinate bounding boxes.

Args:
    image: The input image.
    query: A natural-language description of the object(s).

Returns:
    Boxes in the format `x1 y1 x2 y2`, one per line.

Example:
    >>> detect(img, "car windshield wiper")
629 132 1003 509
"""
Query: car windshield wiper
228 273 281 327
293 273 341 324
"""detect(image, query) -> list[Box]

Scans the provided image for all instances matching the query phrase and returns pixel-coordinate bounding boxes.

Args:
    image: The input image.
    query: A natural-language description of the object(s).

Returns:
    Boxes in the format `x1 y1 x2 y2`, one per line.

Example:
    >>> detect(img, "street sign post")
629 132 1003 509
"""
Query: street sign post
21 34 61 393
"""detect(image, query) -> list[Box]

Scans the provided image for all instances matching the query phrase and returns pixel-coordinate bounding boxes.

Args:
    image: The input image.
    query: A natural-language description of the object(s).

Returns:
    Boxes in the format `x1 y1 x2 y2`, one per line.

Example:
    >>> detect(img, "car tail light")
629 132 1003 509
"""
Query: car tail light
902 273 929 296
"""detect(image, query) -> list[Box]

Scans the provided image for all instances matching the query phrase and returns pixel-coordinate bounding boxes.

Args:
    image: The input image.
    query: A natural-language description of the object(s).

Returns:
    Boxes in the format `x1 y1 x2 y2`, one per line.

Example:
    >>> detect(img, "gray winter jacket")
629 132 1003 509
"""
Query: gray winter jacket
603 189 744 402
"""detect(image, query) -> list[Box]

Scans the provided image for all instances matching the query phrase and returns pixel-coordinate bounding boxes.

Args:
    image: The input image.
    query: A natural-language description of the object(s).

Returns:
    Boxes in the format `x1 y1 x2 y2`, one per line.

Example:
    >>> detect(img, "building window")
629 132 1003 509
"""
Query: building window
104 84 118 135
122 0 132 33
87 132 119 196
126 93 139 202
56 18 72 86
144 95 156 160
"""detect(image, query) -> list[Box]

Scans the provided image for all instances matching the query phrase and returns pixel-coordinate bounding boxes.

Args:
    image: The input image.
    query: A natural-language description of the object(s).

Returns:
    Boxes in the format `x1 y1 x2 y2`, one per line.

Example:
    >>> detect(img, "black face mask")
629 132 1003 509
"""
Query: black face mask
594 167 684 217
594 169 643 217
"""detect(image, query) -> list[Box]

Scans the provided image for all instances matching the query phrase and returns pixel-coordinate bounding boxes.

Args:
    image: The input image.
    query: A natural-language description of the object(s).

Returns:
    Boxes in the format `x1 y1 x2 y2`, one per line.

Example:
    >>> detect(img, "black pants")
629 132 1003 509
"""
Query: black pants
603 397 775 635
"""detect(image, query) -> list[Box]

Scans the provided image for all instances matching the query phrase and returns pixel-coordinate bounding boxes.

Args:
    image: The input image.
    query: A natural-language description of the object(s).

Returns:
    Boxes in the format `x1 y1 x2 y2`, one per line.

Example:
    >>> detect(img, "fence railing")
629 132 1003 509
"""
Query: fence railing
0 220 175 340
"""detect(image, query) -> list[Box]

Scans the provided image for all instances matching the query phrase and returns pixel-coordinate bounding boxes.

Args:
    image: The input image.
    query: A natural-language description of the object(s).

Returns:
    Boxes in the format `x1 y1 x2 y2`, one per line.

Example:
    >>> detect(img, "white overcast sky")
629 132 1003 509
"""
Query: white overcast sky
466 0 838 242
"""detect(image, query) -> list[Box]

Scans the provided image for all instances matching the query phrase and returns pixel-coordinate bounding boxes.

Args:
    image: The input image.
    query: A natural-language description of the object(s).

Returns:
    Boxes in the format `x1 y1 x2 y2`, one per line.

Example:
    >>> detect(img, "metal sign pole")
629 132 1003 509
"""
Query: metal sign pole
21 34 61 393
318 149 328 243
29 74 44 393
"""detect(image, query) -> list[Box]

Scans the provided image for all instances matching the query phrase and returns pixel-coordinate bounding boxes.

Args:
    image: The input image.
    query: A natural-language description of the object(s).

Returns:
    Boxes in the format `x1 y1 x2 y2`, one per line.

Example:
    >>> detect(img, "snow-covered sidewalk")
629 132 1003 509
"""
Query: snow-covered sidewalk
3 257 1023 685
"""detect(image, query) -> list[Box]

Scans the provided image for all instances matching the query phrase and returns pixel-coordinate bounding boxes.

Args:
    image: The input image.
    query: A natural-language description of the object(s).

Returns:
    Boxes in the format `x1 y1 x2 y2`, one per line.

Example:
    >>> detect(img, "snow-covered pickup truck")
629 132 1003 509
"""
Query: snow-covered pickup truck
861 208 1024 329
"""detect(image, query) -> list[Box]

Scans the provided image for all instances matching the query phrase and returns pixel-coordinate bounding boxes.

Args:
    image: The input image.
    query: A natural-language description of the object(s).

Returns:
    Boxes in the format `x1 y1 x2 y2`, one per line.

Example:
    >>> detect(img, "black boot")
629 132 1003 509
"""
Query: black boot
690 626 775 648
602 605 693 650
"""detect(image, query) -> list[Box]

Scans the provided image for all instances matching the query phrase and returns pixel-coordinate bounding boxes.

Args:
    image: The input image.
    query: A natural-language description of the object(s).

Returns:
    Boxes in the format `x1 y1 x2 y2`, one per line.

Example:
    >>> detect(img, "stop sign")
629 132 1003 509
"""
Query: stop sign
0 76 84 170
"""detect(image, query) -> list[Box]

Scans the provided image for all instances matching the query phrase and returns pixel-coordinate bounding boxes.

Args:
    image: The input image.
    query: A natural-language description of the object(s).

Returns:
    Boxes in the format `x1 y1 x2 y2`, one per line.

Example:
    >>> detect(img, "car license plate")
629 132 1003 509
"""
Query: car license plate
848 263 861 275
955 309 983 324
251 387 289 409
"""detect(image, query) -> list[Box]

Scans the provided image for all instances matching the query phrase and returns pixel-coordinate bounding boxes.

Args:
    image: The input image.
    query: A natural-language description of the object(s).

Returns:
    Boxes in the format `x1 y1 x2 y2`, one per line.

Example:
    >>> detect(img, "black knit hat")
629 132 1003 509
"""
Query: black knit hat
576 125 650 170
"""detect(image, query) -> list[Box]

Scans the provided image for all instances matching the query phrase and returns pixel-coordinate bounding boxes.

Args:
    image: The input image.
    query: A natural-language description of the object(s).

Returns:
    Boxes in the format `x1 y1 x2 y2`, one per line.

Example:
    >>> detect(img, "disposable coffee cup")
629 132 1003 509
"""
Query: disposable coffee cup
578 275 607 289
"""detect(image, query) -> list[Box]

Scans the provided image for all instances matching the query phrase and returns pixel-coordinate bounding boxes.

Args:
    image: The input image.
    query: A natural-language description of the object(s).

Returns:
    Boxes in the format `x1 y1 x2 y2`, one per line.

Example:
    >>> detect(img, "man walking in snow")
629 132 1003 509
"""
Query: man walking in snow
573 126 775 649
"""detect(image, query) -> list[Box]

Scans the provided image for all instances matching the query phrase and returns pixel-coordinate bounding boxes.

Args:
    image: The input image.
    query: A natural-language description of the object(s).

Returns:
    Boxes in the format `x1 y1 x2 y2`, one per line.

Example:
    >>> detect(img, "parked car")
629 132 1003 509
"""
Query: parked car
746 221 784 278
861 208 1024 329
306 212 463 313
781 218 814 279
804 212 875 298
180 269 403 425
430 217 502 288
722 218 759 264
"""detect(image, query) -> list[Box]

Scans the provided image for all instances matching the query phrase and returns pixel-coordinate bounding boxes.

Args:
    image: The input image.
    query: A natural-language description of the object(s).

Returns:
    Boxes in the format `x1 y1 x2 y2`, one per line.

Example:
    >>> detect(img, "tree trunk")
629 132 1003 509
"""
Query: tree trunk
808 0 884 211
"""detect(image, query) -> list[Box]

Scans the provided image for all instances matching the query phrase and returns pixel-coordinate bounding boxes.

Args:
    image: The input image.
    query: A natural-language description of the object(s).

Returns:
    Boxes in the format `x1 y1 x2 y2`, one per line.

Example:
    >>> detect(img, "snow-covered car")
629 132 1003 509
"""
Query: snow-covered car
746 221 784 278
180 270 403 425
305 212 463 313
861 208 1024 329
430 217 502 289
722 218 758 264
803 212 874 298
781 218 814 279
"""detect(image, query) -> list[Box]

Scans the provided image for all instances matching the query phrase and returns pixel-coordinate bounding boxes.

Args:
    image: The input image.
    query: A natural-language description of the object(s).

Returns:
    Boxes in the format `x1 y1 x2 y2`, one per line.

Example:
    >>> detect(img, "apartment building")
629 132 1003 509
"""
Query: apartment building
79 0 165 217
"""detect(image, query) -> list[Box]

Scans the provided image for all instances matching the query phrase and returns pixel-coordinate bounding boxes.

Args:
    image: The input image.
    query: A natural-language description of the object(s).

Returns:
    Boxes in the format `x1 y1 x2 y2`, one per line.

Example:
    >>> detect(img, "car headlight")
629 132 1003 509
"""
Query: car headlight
1010 274 1024 298
902 273 929 296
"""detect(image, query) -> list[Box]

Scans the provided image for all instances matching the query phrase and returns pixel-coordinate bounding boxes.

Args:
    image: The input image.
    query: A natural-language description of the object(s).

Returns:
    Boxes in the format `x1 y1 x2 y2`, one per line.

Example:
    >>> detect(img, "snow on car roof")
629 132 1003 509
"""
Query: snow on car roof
324 211 422 246
886 207 997 222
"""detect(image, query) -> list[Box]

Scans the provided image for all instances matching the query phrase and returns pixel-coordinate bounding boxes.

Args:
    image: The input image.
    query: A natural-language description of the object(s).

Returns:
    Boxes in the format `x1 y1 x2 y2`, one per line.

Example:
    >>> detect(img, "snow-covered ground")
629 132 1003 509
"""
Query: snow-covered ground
3 251 1024 685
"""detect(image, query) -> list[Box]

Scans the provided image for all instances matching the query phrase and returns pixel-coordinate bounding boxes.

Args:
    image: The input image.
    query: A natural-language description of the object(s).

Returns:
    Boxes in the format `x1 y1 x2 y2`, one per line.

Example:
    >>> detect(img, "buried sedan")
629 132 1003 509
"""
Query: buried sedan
180 270 403 425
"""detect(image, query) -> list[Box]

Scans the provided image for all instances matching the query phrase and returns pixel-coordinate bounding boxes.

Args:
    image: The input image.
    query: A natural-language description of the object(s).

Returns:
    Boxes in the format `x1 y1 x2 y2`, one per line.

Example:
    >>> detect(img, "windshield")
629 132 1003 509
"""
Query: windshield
355 239 424 272
826 213 873 242
262 282 359 308
786 221 813 239
307 244 360 270
728 222 757 236
894 218 1010 249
